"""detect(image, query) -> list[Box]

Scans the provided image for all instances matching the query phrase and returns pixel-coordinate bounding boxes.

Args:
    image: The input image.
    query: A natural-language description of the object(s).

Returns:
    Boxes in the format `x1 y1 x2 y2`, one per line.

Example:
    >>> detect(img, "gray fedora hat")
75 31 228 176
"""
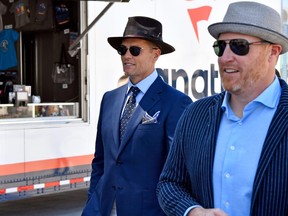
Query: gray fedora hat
208 1 288 54
108 16 175 55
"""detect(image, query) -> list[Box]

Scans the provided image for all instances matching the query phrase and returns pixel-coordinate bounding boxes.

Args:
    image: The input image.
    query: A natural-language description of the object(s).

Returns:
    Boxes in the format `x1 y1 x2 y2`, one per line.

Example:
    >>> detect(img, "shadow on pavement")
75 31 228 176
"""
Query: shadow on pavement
0 188 88 216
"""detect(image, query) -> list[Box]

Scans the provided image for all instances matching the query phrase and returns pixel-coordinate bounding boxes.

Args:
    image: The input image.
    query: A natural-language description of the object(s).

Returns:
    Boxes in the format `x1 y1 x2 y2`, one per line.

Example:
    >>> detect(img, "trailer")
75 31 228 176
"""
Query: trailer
0 0 287 202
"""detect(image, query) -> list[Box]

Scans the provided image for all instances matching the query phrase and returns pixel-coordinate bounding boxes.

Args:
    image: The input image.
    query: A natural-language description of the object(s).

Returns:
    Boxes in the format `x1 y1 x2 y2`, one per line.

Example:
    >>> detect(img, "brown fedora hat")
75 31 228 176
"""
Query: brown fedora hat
108 16 175 55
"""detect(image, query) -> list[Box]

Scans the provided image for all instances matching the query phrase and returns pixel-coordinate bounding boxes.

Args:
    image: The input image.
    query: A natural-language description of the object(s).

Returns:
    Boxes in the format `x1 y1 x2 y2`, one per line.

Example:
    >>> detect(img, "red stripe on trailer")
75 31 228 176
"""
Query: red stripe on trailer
45 181 60 188
0 189 6 194
1 177 90 195
70 178 84 184
0 154 93 176
18 185 34 192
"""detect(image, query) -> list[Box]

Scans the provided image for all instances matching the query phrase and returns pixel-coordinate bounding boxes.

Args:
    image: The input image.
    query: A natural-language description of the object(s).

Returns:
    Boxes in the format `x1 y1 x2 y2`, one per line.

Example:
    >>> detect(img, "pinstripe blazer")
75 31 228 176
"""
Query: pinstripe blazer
157 78 288 216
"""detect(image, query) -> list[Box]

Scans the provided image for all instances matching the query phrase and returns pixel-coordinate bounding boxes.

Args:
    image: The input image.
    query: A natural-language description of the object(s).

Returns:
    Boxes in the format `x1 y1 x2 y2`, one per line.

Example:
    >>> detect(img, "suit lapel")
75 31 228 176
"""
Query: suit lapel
139 76 163 111
207 94 225 206
112 85 128 148
118 76 164 152
251 79 288 207
118 106 146 153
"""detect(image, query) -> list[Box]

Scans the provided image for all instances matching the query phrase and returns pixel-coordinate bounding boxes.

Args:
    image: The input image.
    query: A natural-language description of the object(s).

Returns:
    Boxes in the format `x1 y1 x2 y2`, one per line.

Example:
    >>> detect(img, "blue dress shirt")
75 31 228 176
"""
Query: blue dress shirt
121 70 158 115
213 77 281 216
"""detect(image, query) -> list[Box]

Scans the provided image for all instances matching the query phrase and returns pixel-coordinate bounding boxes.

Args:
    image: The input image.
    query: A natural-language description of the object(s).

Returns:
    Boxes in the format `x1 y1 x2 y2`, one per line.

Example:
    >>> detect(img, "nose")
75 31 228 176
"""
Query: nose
219 44 234 61
125 49 134 57
121 50 132 58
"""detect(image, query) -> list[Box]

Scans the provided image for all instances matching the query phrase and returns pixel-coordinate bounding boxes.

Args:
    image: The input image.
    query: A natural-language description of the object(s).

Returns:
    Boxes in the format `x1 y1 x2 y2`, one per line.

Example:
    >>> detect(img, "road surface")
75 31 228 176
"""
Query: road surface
0 188 88 216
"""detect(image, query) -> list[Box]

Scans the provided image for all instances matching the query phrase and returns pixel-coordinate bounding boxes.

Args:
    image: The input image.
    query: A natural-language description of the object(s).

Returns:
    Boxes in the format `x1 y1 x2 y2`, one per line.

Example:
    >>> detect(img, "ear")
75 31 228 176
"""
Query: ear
154 48 161 60
270 44 282 57
268 44 281 63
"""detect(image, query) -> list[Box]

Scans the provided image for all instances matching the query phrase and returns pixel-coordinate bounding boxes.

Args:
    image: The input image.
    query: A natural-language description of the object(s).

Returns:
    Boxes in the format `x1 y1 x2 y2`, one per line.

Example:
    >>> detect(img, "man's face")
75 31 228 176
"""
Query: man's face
217 32 274 98
120 38 160 84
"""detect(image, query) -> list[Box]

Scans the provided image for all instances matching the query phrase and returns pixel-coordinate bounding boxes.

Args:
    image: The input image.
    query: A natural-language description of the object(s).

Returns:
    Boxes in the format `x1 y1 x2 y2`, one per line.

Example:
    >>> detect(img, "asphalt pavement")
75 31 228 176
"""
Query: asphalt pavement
0 188 88 216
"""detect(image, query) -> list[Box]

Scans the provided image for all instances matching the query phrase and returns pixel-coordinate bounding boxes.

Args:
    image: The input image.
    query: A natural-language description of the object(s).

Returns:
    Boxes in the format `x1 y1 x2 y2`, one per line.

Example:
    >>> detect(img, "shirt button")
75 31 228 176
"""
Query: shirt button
225 201 230 207
238 121 242 126
230 145 235 150
225 172 230 178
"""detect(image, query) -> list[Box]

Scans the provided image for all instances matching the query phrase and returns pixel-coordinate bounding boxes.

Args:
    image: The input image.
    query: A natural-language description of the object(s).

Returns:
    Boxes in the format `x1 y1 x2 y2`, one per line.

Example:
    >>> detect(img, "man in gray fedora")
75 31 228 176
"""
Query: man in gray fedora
81 16 192 216
157 1 288 216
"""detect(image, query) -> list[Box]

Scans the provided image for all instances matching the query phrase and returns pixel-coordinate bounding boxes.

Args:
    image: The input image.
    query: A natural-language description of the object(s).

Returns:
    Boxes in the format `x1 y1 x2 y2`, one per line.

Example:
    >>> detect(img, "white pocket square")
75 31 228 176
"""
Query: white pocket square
142 111 160 124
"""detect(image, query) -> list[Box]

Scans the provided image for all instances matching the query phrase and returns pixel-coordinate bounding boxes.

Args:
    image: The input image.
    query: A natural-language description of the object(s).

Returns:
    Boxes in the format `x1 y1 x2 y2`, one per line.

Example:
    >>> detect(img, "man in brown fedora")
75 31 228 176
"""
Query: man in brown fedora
157 1 288 216
81 16 192 216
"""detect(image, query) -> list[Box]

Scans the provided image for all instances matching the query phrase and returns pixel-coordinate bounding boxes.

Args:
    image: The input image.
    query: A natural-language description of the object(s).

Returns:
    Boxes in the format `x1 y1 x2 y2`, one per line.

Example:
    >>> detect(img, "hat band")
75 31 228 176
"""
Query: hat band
124 26 162 40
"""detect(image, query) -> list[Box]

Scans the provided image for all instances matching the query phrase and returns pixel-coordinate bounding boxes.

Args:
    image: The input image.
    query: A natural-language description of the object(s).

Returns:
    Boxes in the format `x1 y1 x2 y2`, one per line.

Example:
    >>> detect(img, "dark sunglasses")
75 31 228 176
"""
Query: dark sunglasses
117 45 144 56
213 39 271 57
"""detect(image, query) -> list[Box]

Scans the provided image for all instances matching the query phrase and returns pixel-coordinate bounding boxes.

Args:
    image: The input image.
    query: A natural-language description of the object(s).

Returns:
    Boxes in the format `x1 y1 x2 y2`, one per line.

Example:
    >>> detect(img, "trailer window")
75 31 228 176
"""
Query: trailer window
0 0 85 122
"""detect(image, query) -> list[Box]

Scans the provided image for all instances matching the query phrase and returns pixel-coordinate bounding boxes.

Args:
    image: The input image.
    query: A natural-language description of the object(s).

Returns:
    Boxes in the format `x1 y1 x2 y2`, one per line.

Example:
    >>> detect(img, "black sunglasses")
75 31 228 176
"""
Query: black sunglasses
117 45 144 56
213 39 271 57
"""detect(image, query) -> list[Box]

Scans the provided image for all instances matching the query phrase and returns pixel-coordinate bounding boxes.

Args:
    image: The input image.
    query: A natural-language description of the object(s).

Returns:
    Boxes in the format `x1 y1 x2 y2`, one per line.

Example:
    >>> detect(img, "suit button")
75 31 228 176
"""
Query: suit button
117 187 123 190
116 160 123 165
112 186 116 190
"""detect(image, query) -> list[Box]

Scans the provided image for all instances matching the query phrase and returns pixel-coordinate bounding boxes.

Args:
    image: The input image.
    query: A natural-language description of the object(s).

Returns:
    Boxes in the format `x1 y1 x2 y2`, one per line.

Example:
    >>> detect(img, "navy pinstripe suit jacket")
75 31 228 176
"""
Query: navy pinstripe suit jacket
157 78 288 216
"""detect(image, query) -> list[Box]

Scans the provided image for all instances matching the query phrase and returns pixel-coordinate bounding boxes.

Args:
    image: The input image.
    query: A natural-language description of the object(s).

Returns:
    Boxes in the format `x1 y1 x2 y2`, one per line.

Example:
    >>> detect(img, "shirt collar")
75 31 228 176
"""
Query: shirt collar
222 76 281 112
126 69 158 94
253 77 281 108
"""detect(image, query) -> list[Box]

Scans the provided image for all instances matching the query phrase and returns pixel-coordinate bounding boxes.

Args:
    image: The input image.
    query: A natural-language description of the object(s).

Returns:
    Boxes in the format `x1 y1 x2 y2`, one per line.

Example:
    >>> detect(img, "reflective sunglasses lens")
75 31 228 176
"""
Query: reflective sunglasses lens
129 46 142 56
117 45 128 55
230 39 249 56
213 40 226 57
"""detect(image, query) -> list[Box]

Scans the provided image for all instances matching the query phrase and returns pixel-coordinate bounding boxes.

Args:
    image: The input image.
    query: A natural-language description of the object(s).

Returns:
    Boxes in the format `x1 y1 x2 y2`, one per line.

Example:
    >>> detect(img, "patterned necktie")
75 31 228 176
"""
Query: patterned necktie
120 86 140 141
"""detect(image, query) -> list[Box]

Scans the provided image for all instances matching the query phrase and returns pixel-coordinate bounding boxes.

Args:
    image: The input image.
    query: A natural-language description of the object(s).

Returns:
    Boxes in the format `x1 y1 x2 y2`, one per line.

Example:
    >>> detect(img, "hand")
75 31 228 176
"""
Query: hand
188 207 228 216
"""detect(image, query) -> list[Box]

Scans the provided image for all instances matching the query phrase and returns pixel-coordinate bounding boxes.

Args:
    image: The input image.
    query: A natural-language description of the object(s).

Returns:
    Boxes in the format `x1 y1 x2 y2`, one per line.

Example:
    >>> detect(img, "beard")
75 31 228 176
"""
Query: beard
222 74 255 95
